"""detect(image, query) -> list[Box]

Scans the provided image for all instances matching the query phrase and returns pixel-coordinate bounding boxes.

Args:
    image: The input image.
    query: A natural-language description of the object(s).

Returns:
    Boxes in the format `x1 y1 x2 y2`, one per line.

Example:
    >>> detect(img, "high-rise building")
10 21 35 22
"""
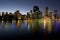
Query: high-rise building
2 12 5 17
33 6 42 19
44 6 49 17
14 10 22 19
30 10 32 13
39 11 42 18
53 9 59 19
9 12 14 20
29 10 32 18
48 11 52 17
0 12 1 16
33 6 39 12
27 12 30 18
5 12 9 19
5 12 8 15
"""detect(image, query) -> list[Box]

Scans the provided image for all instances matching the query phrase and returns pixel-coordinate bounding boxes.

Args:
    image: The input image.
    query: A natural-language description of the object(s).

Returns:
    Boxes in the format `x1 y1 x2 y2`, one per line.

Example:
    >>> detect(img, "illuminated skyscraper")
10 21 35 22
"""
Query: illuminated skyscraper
5 12 9 19
44 6 49 17
9 12 14 20
2 12 5 17
39 11 42 18
0 12 1 15
33 6 42 19
29 10 32 18
0 12 2 20
14 10 22 19
27 12 30 18
48 11 52 17
54 9 59 19
33 6 39 12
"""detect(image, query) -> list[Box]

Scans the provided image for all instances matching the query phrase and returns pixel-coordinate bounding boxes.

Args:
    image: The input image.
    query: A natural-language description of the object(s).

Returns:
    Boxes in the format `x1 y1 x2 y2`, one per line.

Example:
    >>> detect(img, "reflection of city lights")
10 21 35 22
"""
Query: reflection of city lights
2 18 4 20
18 17 21 19
16 20 22 28
28 24 30 31
43 19 46 30
2 20 4 24
5 21 8 30
58 18 60 22
27 19 33 24
48 19 51 32
52 16 55 21
27 19 33 31
56 20 59 31
43 17 48 30
43 17 52 32
17 20 20 26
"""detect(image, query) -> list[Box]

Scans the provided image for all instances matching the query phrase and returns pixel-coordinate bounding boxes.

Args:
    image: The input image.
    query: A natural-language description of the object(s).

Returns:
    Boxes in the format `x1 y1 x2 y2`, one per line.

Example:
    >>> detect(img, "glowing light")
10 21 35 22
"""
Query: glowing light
28 24 30 31
48 19 52 32
5 21 8 31
56 20 59 31
18 17 21 19
52 16 55 21
43 19 46 30
43 17 48 30
27 19 33 23
2 20 4 24
16 20 22 28
2 18 4 20
43 17 52 32
27 19 33 31
58 18 60 22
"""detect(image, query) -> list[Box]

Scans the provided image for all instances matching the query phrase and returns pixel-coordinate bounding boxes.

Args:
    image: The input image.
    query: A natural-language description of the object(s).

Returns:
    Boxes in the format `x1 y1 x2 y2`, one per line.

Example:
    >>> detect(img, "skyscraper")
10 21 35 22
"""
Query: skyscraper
48 11 52 17
2 12 5 17
27 12 30 18
29 10 32 18
14 10 22 19
44 6 49 17
33 6 42 19
54 9 59 19
33 6 39 12
0 12 1 16
5 12 9 19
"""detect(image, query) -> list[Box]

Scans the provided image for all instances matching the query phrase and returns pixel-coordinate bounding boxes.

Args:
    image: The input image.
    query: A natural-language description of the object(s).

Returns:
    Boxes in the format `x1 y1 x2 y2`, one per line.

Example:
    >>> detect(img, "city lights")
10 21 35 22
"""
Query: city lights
0 5 60 33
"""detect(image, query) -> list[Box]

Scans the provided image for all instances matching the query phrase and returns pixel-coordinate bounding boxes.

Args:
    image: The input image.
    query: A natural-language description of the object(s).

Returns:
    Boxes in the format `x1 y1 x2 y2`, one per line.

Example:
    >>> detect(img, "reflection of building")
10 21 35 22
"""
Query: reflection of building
14 20 22 28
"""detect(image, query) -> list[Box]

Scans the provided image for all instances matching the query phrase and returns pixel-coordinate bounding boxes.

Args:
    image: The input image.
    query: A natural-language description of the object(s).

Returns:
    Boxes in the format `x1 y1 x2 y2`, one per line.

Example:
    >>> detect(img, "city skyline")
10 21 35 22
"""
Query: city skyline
0 0 60 15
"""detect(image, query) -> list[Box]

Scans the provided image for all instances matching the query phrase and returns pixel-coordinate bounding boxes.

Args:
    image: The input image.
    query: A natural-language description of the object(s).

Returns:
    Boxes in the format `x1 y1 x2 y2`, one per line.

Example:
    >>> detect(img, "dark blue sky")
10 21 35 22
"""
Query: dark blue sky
0 0 60 15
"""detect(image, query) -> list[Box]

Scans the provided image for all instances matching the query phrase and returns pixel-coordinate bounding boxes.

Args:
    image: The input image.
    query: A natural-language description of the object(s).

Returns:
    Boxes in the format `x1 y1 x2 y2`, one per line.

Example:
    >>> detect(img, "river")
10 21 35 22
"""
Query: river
0 19 60 39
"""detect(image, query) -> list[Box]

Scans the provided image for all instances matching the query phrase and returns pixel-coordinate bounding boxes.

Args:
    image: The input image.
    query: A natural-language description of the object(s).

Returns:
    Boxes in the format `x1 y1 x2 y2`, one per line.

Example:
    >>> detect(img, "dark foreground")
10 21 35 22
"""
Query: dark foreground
0 31 60 40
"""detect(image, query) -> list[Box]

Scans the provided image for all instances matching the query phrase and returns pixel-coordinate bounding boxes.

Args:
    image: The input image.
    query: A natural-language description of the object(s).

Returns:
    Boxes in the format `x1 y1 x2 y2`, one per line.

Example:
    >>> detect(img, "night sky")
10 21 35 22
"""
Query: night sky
0 0 60 15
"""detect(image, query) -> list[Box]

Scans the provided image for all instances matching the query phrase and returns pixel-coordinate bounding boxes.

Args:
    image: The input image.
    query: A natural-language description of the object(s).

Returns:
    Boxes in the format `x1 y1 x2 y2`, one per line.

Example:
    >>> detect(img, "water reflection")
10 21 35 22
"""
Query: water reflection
0 18 60 33
12 20 22 29
27 19 33 31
